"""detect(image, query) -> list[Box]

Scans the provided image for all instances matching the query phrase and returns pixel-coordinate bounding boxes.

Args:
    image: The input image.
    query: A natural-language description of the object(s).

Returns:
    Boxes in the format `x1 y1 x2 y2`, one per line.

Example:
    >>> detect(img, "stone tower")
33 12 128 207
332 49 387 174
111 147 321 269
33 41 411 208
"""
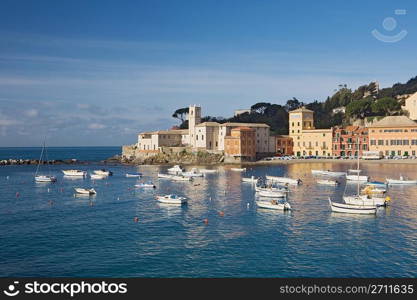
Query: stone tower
188 105 201 147
289 107 314 138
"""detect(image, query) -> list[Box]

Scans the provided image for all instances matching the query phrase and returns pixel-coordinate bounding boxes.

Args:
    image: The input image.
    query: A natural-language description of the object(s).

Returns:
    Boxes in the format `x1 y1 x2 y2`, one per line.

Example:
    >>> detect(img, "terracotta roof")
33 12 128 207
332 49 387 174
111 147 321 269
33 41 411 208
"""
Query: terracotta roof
368 116 417 128
289 107 314 113
222 122 269 128
139 129 188 135
230 126 255 131
195 122 221 127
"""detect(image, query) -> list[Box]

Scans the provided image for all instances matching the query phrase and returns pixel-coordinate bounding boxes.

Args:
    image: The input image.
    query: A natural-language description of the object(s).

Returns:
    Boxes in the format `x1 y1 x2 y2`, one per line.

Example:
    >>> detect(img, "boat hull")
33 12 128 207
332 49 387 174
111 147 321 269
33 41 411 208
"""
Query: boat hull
156 196 187 204
343 196 386 206
62 170 86 177
35 175 57 182
257 190 286 198
386 179 417 185
256 201 291 210
266 176 300 185
346 175 369 181
329 199 376 214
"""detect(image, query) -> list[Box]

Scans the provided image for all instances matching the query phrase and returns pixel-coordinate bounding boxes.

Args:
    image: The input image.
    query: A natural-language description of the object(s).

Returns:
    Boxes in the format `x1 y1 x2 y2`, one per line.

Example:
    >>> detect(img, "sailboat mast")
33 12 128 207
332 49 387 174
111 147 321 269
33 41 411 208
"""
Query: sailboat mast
35 141 45 176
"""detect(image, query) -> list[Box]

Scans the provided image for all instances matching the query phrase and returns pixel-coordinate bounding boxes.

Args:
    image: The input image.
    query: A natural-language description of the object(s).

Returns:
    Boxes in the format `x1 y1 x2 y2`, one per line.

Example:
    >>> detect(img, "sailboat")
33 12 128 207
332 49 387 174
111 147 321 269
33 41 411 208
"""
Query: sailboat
35 141 57 183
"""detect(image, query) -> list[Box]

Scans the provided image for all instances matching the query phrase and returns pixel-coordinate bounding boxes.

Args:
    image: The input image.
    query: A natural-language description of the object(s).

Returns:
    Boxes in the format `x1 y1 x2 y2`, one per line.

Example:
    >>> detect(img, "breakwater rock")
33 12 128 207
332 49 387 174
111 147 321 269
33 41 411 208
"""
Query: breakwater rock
0 158 88 166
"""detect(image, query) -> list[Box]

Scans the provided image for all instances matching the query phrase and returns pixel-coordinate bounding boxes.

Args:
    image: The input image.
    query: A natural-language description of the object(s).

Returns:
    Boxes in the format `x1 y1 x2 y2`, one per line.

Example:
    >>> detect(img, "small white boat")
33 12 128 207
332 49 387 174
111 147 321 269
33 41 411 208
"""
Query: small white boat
158 173 174 179
156 194 187 204
311 170 346 177
348 169 362 173
93 169 113 176
62 169 87 177
386 176 417 185
199 169 218 173
329 198 376 214
257 190 287 198
167 165 184 174
346 174 369 182
135 182 156 188
231 167 246 172
182 168 204 177
242 176 259 183
266 175 301 185
90 174 106 180
126 173 142 178
35 175 57 183
256 200 291 210
343 195 388 206
255 185 288 193
317 179 339 186
171 175 193 181
74 188 96 195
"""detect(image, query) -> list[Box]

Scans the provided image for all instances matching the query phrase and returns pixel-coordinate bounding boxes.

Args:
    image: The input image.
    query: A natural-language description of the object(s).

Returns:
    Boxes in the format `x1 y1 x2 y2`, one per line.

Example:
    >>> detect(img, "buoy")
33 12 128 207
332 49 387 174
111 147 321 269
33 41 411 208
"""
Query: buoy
385 196 391 202
47 188 50 193
203 218 209 225
219 211 224 217
247 203 250 209
6 176 9 180
134 217 139 223
15 192 20 198
117 197 120 200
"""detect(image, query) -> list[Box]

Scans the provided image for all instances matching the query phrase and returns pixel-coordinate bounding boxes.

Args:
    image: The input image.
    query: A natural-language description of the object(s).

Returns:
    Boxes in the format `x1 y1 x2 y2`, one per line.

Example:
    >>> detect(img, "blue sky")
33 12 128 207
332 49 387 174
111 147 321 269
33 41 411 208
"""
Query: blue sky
0 0 416 146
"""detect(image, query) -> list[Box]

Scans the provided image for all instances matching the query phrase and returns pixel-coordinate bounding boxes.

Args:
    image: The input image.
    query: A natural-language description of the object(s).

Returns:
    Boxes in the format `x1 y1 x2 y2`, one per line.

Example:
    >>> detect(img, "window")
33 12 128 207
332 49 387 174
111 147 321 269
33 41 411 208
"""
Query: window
370 140 376 145
378 140 384 145
202 135 204 140
403 140 409 145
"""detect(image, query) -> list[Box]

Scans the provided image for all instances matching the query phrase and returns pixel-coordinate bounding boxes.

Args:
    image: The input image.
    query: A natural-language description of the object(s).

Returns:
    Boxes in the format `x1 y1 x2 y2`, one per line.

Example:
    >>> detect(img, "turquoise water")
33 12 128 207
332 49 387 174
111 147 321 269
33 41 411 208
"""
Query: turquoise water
0 147 121 161
0 151 417 277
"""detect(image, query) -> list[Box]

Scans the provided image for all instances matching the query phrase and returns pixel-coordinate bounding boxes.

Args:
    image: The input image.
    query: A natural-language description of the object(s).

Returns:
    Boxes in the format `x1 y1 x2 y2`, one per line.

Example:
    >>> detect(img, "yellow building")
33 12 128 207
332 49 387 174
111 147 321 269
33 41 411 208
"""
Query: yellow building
402 92 417 121
368 115 417 157
289 107 333 157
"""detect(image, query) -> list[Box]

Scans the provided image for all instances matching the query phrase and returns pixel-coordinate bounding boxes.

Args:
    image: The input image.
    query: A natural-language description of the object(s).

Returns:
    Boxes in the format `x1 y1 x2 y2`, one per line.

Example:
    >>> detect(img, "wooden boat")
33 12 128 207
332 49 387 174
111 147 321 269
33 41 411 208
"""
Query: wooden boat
93 169 113 176
266 175 301 185
62 169 87 177
74 188 96 195
242 176 259 183
329 198 376 214
34 141 57 183
256 200 291 210
386 176 417 185
126 173 142 178
231 167 246 172
257 190 287 198
156 194 187 204
135 182 156 188
317 179 339 185
311 170 346 177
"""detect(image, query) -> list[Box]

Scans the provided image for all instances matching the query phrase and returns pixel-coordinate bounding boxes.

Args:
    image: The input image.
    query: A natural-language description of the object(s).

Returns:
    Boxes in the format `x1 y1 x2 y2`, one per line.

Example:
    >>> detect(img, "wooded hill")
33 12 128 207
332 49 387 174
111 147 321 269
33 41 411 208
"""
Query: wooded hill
172 76 417 135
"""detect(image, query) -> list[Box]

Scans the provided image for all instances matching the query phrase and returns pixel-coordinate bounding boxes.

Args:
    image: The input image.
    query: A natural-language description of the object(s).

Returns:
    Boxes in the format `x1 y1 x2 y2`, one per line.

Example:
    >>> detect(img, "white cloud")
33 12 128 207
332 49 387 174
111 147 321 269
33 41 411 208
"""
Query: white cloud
88 123 106 130
24 109 38 117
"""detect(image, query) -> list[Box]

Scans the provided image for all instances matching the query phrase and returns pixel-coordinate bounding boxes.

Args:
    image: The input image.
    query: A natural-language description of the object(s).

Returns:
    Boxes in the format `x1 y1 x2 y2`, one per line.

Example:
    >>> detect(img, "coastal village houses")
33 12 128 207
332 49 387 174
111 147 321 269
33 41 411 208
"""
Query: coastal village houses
332 126 368 157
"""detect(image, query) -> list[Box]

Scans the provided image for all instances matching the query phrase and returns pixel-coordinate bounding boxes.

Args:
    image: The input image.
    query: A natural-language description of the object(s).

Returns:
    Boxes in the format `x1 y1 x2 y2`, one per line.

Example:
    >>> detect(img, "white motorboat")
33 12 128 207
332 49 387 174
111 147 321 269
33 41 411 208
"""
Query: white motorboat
34 141 57 183
93 169 113 176
62 169 87 177
255 185 288 193
167 165 184 174
231 167 246 172
348 169 362 173
329 198 376 214
156 194 187 204
242 176 259 183
90 174 106 180
35 175 57 183
343 195 388 206
74 188 96 195
317 179 339 186
182 168 204 177
135 182 156 188
311 170 346 177
266 175 301 185
171 175 193 181
386 176 417 185
126 173 142 178
256 200 291 210
158 173 174 179
257 190 287 198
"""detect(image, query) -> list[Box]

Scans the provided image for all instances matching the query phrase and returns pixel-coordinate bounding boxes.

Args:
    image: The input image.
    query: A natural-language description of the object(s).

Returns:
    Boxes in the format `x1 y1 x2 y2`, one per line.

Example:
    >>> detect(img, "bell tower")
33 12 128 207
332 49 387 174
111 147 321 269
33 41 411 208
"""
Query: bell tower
188 105 201 147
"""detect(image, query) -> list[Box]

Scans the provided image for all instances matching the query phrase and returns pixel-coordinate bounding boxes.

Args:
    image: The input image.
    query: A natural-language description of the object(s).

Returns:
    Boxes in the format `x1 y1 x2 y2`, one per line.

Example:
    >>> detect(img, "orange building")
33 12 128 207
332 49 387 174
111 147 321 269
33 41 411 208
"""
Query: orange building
275 135 293 155
224 127 256 162
368 116 417 157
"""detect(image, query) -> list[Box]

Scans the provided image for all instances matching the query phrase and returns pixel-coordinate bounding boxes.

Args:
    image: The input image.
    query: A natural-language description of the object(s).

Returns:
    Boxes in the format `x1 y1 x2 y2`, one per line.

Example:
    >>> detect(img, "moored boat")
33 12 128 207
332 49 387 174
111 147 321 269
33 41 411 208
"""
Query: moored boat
62 169 87 177
257 190 287 198
167 165 184 174
182 168 204 177
34 141 56 183
90 174 106 180
311 170 346 177
317 179 339 185
135 182 156 188
171 175 193 181
343 195 388 206
256 199 291 210
74 188 96 195
346 174 369 182
93 169 113 176
156 194 187 204
329 198 376 214
126 173 142 178
35 175 57 183
199 169 218 173
242 176 259 183
266 175 301 185
231 167 246 172
386 176 417 185
158 173 174 179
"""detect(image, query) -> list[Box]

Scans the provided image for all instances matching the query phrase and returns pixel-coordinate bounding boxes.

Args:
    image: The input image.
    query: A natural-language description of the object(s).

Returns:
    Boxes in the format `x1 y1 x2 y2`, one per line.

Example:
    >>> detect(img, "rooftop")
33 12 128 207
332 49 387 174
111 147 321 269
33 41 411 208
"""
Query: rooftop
289 106 314 114
139 129 188 135
368 116 417 128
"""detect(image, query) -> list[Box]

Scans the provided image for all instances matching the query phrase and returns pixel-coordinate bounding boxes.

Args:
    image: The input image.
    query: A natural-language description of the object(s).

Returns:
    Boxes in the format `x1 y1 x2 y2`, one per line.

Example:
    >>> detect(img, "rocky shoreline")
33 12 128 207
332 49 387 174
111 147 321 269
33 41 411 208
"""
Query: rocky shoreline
0 158 109 166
